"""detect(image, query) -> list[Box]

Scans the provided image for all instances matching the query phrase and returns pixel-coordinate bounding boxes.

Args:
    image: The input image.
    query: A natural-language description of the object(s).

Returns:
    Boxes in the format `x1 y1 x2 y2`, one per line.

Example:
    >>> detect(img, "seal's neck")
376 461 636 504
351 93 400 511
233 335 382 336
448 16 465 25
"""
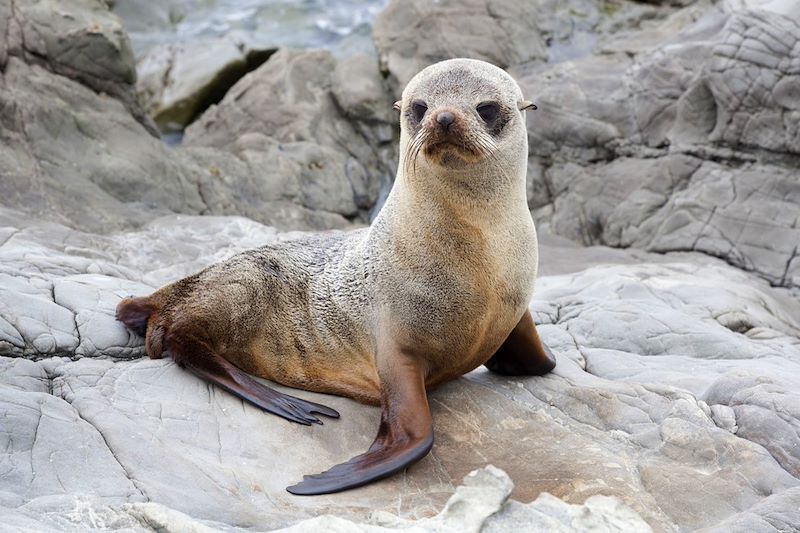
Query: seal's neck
389 158 529 227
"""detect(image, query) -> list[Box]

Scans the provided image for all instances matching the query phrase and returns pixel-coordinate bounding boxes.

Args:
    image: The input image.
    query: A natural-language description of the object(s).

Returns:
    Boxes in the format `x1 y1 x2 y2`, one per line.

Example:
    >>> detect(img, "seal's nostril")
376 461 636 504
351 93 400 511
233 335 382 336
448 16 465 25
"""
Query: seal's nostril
436 111 455 131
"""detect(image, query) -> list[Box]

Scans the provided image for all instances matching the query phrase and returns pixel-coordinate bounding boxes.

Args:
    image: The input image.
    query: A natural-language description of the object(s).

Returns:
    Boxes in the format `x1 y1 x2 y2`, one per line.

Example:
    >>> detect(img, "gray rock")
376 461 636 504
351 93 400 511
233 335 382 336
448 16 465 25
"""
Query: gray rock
0 0 377 232
0 466 651 532
136 36 277 132
482 492 653 533
2 210 800 531
4 0 152 131
697 487 800 533
703 10 800 154
184 48 397 218
0 56 205 233
372 0 547 92
512 3 800 290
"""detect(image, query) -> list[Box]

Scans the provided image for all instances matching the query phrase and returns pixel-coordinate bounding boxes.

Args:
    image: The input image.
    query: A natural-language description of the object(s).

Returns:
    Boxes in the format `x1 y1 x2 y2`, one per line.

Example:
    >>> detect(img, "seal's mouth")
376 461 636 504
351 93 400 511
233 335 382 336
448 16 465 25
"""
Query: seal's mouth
422 137 486 166
404 117 497 174
424 140 479 158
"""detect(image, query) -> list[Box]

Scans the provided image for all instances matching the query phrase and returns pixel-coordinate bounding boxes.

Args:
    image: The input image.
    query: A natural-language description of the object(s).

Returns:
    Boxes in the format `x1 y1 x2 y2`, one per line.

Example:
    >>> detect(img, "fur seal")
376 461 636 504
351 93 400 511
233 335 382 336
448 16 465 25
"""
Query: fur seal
116 58 555 495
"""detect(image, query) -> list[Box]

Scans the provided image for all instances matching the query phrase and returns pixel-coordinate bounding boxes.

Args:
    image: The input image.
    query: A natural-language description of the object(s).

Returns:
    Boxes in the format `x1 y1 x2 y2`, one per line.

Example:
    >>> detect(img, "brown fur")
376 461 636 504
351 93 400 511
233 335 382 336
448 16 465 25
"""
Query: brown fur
117 58 538 403
117 58 555 495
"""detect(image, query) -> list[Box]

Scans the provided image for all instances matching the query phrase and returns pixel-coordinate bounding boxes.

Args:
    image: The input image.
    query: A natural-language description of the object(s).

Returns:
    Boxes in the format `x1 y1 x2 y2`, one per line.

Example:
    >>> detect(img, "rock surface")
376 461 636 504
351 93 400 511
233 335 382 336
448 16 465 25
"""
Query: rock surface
0 0 391 233
2 207 800 532
0 466 653 532
512 3 800 290
184 48 397 219
4 0 800 532
372 0 548 92
136 35 277 132
3 0 148 127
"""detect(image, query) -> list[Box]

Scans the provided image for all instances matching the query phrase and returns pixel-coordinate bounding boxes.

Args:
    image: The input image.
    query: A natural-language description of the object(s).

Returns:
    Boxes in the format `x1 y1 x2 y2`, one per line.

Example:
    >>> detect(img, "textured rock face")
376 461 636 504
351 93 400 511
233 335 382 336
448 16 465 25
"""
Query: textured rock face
0 54 205 233
184 49 397 218
136 37 277 132
372 0 547 91
0 465 653 532
511 4 800 290
0 0 391 233
2 208 799 532
4 0 142 121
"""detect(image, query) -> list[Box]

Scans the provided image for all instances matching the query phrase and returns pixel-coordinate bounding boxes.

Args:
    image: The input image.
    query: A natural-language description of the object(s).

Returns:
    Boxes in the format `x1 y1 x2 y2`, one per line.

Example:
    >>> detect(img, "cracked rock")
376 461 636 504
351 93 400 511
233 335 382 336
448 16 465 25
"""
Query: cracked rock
2 210 800 531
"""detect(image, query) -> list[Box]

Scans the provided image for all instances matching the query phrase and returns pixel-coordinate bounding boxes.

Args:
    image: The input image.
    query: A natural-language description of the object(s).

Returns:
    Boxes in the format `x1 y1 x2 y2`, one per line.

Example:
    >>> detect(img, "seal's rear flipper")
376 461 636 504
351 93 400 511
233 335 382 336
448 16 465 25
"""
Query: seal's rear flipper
286 348 433 495
169 337 339 426
485 309 556 376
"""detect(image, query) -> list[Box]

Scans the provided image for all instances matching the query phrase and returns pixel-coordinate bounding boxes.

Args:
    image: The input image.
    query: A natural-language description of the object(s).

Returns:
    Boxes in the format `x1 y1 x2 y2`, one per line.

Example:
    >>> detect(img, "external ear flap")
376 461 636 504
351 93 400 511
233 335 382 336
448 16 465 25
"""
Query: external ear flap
518 100 538 111
393 100 402 111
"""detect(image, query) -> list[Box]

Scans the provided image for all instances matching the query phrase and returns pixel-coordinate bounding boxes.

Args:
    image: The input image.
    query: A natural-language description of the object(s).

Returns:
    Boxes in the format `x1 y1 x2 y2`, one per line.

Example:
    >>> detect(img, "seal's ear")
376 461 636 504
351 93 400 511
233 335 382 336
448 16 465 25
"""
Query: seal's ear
393 100 402 112
518 100 538 111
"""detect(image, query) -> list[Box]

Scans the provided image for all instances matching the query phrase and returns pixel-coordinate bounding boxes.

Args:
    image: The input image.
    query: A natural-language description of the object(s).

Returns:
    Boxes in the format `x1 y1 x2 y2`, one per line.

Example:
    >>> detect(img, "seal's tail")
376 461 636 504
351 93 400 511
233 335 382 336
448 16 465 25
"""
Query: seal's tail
116 296 154 336
116 295 166 359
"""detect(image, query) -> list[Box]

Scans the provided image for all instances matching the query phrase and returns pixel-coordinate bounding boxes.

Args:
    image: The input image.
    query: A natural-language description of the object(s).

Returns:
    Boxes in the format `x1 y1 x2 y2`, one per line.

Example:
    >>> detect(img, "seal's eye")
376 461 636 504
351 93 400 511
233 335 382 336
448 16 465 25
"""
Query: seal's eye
477 102 499 124
411 100 428 122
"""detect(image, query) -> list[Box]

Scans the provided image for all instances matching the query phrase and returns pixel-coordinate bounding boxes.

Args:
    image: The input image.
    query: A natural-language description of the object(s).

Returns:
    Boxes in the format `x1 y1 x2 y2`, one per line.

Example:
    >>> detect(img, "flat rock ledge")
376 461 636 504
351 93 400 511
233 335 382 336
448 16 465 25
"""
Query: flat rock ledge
2 208 800 532
1 466 653 533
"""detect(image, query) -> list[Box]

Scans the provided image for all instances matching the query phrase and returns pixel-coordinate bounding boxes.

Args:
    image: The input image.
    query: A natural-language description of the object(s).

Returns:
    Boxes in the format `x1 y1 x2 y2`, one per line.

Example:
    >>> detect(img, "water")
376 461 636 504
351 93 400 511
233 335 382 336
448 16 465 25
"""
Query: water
112 0 389 59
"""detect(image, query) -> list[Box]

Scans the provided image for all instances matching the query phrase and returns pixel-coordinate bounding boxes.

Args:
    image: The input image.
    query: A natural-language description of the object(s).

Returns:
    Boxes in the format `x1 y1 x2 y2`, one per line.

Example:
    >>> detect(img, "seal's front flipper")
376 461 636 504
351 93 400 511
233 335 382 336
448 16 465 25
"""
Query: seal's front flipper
485 309 556 376
286 349 433 495
169 337 339 426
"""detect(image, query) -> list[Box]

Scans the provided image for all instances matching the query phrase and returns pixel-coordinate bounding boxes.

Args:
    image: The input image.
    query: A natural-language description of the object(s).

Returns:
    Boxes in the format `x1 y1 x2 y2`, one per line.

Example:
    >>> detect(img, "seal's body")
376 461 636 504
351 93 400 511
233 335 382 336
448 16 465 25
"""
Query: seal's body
117 58 554 495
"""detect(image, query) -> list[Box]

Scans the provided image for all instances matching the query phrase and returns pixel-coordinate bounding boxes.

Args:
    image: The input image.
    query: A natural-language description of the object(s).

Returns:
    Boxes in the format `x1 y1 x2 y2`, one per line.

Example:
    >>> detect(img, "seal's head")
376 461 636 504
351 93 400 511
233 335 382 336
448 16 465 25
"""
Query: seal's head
396 58 536 175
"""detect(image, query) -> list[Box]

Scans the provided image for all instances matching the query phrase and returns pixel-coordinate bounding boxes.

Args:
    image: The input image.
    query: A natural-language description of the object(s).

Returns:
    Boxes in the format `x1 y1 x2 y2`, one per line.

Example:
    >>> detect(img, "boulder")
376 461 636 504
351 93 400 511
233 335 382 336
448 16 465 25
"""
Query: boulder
136 36 277 132
372 0 547 92
3 0 152 130
0 56 206 233
0 0 376 233
184 49 397 219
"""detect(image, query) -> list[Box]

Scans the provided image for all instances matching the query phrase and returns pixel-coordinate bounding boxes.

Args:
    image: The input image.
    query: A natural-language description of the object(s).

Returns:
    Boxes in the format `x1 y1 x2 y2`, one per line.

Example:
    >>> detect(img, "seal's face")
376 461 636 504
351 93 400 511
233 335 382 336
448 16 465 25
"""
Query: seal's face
398 59 534 173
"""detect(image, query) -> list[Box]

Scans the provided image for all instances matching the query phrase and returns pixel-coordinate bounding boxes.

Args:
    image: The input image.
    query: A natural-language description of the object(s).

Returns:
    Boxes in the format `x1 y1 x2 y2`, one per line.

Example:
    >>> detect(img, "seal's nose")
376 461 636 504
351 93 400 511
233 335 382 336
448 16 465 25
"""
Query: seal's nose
436 111 455 131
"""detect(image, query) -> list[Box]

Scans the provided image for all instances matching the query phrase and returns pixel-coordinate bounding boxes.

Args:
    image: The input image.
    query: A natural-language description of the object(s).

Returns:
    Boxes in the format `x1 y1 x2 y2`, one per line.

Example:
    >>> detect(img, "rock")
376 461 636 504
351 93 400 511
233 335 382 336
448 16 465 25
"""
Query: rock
482 493 653 533
2 208 800 531
697 488 800 533
372 0 547 92
4 0 153 131
136 36 277 132
0 0 377 232
703 10 800 154
179 143 360 228
512 4 800 290
0 56 206 233
331 54 395 124
184 48 397 218
0 465 651 532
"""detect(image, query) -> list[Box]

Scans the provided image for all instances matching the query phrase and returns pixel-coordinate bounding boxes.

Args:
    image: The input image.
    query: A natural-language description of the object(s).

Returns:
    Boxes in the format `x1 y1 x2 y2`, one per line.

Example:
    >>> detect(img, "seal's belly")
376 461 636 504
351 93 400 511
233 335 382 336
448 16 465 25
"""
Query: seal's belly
234 306 382 405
